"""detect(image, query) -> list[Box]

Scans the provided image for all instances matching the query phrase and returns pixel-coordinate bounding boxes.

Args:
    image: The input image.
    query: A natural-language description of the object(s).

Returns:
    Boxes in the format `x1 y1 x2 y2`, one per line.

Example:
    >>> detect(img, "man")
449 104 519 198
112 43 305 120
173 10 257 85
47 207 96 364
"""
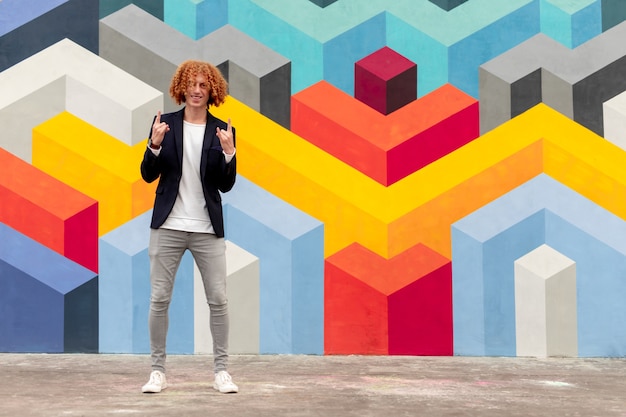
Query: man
140 60 238 394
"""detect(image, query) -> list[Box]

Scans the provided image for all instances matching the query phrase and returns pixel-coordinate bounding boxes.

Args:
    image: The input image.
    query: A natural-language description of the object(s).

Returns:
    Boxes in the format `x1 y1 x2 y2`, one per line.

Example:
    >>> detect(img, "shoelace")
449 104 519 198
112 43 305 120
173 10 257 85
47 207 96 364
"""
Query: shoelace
150 372 163 385
217 372 232 383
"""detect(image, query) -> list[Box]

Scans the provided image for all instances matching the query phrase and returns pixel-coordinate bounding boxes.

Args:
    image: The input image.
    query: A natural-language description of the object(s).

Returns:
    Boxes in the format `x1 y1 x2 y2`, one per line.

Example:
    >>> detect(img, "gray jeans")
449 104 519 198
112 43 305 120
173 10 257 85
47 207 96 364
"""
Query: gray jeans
148 228 229 374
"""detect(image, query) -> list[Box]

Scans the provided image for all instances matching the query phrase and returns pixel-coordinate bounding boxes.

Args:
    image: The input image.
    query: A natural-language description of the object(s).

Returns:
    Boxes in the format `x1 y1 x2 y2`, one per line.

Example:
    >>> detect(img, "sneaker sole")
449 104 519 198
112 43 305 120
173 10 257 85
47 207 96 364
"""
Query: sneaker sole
142 384 167 394
213 385 238 394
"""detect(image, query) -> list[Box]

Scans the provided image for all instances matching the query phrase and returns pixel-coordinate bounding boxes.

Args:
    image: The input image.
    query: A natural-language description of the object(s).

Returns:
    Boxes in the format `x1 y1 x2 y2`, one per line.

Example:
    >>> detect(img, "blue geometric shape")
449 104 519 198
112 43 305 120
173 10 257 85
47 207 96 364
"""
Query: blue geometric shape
223 176 324 354
0 0 98 71
544 211 626 357
445 0 540 98
452 211 545 356
0 223 98 353
99 210 194 354
0 0 66 35
452 174 626 357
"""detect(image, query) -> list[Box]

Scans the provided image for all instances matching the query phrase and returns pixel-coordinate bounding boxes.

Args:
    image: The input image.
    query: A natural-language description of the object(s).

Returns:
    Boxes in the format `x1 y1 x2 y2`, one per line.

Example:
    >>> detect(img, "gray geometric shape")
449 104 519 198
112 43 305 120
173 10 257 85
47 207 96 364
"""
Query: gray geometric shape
99 6 193 114
479 21 626 136
0 78 66 163
203 25 292 129
603 91 626 150
541 68 574 120
510 68 542 119
259 62 292 128
0 39 162 161
99 5 292 128
0 0 98 72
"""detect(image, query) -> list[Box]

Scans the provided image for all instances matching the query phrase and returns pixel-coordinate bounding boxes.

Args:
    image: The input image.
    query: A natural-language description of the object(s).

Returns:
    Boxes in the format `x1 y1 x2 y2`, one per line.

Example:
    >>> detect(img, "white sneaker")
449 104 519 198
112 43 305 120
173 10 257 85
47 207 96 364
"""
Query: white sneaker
213 370 239 393
142 370 167 393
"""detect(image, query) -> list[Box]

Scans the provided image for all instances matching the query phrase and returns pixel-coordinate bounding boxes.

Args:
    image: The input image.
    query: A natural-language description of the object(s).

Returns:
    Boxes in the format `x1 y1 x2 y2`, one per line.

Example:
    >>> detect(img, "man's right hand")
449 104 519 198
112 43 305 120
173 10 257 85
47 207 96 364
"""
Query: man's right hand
151 111 170 147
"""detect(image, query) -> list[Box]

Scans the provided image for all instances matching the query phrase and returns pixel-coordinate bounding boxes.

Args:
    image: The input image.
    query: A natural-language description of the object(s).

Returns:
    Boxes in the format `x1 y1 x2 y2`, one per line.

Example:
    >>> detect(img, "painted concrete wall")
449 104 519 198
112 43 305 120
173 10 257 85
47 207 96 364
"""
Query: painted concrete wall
1 0 626 357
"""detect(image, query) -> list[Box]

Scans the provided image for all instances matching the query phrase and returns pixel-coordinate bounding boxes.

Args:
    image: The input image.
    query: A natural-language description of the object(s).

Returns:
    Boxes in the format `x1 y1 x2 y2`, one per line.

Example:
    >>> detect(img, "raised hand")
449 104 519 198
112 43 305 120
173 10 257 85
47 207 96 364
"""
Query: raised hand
216 118 235 154
151 111 170 147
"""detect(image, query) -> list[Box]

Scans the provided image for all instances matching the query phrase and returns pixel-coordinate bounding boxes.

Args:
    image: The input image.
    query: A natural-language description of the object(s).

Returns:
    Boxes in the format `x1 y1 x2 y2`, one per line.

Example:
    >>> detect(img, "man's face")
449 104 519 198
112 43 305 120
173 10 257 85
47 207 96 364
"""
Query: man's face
185 73 210 109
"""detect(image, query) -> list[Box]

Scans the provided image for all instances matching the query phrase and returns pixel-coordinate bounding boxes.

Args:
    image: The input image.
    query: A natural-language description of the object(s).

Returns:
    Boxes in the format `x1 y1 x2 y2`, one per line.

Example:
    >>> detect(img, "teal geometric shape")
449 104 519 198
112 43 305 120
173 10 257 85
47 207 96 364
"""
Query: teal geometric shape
444 1 539 98
541 0 601 48
323 12 386 99
601 0 626 31
164 0 227 40
99 0 164 19
228 0 542 97
229 0 381 95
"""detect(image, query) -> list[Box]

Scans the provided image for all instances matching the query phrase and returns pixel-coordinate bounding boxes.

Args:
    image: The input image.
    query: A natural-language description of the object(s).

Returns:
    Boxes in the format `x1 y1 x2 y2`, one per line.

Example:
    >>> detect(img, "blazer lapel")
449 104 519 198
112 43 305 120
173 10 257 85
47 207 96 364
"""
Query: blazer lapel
173 109 185 167
200 110 217 180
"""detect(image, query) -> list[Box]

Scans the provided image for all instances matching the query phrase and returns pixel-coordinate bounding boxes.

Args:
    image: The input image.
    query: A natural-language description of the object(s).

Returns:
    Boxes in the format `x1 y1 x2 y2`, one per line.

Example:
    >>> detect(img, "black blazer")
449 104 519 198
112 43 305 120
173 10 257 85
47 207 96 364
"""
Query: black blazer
140 108 236 237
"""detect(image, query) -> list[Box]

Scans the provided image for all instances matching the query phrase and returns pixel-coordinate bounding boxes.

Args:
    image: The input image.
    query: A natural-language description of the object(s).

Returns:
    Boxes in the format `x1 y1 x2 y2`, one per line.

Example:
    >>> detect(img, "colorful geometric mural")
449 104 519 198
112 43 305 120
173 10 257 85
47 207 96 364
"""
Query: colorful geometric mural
1 0 626 358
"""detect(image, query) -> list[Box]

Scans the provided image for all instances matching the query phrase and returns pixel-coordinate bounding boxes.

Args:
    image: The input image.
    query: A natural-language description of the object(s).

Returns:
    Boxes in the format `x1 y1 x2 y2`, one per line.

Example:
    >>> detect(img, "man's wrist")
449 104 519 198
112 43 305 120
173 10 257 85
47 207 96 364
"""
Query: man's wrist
224 148 236 163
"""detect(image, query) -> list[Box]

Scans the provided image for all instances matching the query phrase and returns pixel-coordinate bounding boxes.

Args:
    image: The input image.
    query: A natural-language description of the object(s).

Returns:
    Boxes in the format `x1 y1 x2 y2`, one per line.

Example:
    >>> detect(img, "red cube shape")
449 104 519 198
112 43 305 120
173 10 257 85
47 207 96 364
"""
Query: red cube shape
325 243 452 355
0 148 98 272
355 46 417 115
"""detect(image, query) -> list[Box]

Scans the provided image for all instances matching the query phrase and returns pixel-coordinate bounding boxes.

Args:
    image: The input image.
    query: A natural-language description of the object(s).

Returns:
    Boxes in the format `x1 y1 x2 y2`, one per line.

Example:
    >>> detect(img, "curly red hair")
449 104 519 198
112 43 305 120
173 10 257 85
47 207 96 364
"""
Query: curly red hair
169 60 228 107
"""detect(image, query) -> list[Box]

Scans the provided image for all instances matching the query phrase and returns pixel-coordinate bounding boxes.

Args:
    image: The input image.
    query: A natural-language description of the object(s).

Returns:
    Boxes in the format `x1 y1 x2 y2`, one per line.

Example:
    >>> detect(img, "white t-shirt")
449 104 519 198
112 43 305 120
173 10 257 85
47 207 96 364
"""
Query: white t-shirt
161 120 214 234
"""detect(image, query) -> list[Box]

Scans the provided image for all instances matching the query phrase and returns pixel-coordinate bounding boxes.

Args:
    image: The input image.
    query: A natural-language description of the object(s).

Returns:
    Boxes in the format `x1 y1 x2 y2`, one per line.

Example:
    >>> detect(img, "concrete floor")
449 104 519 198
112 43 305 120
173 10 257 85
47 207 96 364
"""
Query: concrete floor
0 354 624 417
